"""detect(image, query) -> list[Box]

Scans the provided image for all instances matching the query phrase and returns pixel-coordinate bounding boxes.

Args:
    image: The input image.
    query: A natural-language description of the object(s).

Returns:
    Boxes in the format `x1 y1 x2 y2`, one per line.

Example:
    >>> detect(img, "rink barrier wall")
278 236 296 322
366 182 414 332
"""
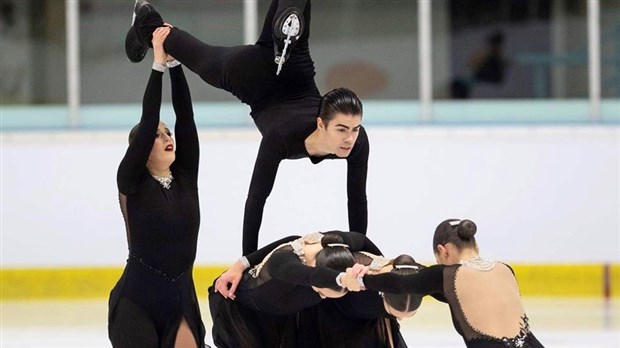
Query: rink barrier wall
3 127 618 274
1 264 618 300
2 100 620 130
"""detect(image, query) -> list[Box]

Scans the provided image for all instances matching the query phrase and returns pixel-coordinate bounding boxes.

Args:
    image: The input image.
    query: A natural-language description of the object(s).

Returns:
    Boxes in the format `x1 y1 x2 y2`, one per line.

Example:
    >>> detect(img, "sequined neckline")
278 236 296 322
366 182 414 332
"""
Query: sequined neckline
459 256 496 271
152 172 174 189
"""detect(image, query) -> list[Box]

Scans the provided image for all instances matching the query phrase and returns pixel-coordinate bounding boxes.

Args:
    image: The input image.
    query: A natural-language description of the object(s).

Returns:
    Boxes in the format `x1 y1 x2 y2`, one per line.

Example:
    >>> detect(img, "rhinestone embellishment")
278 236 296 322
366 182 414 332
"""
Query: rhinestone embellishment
459 256 496 271
152 172 173 189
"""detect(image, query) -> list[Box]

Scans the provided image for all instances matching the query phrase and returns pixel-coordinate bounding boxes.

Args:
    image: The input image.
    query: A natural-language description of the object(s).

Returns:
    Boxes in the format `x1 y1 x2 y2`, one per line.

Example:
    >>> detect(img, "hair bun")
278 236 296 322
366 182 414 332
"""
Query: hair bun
392 254 416 267
456 220 477 239
391 254 424 273
320 231 345 248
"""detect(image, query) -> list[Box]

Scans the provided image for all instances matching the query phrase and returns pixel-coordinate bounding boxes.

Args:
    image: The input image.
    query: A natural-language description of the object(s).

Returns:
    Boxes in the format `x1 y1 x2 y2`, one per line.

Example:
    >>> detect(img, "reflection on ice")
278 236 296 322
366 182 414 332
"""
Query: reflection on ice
1 298 618 348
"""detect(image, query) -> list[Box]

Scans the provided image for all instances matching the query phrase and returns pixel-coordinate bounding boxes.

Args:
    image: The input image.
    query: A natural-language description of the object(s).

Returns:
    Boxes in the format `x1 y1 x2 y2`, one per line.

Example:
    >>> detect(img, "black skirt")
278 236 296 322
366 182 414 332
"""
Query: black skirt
108 259 206 348
208 282 297 348
295 300 408 348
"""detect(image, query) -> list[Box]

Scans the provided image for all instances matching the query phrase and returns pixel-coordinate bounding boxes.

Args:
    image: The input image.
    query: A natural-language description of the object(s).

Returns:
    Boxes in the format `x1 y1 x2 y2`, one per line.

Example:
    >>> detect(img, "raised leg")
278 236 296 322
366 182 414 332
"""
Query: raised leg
126 0 317 109
256 0 311 73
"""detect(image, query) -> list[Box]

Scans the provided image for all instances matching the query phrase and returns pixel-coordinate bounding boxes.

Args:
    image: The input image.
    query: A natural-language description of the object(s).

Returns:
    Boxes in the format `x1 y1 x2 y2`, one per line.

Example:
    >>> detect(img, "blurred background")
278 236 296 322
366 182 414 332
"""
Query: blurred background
2 0 620 120
1 0 619 347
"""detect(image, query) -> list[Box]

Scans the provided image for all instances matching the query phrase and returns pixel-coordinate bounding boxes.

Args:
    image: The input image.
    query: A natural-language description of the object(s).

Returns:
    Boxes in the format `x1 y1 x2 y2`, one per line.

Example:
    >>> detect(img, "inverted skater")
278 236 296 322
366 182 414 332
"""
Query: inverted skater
125 0 370 257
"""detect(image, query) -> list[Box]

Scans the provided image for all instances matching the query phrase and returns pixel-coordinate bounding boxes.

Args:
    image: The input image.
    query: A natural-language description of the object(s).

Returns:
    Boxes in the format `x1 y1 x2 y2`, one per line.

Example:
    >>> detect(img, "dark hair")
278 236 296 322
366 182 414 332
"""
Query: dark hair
383 254 425 313
353 251 372 265
128 123 140 144
318 87 363 126
315 232 355 291
432 219 478 254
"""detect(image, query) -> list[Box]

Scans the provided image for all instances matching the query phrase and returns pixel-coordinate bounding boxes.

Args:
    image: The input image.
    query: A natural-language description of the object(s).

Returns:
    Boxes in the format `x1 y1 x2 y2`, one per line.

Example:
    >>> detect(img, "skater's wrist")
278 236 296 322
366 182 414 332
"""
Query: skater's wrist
335 272 346 287
152 62 166 73
166 59 181 68
239 256 251 270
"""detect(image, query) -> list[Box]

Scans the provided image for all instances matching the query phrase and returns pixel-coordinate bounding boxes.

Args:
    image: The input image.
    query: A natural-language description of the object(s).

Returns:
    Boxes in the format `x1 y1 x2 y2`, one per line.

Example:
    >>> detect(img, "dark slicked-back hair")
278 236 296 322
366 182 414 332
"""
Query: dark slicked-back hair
318 87 363 126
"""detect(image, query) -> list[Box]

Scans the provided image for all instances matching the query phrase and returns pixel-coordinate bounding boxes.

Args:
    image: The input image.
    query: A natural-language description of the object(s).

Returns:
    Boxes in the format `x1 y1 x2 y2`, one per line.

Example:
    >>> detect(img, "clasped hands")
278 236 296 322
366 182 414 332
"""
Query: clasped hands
214 262 371 300
152 24 176 65
341 263 370 292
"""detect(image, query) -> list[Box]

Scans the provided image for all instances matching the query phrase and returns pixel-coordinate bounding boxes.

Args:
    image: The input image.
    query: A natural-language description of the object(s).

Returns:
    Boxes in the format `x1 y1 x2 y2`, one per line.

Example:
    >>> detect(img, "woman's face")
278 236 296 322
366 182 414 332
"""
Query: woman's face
312 286 347 299
319 113 362 158
148 122 175 167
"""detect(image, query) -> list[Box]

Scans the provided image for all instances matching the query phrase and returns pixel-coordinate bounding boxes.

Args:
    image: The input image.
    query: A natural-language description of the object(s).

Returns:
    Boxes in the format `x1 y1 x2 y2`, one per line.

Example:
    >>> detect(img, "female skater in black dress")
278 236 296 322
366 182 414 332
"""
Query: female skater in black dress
108 27 206 348
212 234 416 348
343 219 545 348
126 0 370 257
296 253 424 348
209 231 381 347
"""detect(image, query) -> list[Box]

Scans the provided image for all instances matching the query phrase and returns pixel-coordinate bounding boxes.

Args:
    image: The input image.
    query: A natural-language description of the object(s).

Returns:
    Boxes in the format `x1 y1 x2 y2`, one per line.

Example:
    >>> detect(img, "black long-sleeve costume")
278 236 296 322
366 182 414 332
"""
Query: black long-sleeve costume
208 231 380 347
108 67 205 348
294 251 409 348
137 0 370 255
363 264 544 348
238 231 380 314
294 290 408 348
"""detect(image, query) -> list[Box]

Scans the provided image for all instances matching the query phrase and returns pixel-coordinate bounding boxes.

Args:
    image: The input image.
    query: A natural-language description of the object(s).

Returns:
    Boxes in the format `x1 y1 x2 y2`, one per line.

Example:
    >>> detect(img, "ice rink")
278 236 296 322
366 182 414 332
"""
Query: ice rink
2 297 618 347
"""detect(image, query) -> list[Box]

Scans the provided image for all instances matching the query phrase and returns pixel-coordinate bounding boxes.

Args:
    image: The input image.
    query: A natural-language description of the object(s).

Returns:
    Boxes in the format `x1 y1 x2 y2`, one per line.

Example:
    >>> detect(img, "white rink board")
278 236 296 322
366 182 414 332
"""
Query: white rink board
1 126 618 267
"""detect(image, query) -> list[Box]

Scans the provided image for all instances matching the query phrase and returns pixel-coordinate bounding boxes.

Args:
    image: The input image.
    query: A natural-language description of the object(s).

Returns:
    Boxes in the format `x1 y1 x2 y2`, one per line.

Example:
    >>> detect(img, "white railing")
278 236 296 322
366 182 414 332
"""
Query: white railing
58 0 604 127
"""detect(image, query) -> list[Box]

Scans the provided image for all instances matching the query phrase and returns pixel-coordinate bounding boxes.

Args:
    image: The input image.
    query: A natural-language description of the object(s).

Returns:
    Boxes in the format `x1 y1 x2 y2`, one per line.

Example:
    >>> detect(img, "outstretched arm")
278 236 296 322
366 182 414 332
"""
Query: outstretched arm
346 264 445 296
117 28 170 194
268 251 341 289
347 126 369 235
242 134 287 255
215 235 301 299
170 64 199 181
